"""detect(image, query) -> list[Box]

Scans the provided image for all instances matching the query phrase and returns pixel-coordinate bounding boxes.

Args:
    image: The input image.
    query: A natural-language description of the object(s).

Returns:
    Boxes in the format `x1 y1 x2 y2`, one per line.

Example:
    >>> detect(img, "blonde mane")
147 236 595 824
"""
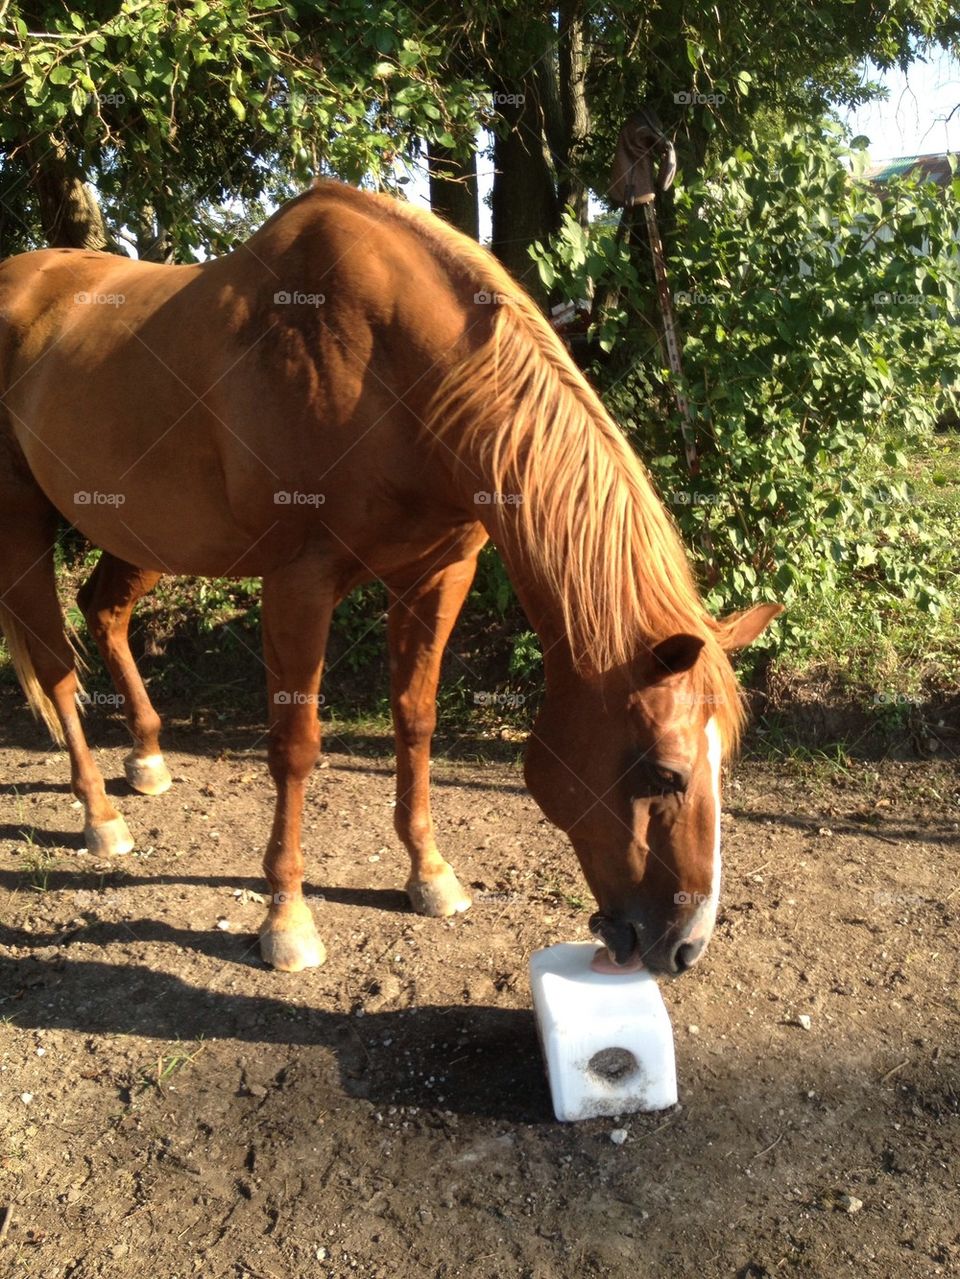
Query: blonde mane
312 184 746 754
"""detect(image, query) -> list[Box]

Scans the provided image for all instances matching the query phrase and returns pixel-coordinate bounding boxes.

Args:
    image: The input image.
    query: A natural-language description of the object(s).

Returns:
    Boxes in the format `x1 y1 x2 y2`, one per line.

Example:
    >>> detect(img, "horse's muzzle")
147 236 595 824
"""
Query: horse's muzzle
589 912 707 976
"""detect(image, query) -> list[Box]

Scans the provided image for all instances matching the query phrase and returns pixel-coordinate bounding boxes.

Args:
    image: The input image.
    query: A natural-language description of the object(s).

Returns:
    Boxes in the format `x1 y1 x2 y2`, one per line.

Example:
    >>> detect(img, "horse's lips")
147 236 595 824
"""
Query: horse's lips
590 946 646 974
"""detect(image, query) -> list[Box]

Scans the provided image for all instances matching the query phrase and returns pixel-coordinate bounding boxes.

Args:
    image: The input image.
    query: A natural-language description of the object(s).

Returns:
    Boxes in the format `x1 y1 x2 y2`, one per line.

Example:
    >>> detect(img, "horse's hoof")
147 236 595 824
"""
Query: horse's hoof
125 752 172 796
259 900 326 972
406 864 472 917
84 815 135 856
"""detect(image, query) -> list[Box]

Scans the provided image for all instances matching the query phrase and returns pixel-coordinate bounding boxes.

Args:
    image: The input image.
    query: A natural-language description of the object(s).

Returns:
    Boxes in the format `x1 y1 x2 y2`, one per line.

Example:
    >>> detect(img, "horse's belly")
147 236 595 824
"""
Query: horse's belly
13 389 475 578
10 383 294 571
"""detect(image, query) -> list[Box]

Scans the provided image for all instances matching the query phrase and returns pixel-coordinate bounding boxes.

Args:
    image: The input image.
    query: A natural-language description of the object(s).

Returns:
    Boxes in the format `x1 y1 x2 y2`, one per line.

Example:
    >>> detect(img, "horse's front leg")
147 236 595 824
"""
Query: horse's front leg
257 559 336 972
385 553 480 917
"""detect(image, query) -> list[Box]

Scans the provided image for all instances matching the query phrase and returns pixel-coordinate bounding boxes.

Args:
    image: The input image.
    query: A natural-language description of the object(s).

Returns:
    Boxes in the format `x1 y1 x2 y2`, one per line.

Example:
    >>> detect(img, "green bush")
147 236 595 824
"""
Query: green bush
532 122 960 647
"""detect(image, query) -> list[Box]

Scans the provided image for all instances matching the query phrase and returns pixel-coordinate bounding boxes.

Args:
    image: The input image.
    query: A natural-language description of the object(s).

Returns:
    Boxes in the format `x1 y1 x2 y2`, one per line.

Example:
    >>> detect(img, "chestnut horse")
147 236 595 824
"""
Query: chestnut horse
0 181 780 976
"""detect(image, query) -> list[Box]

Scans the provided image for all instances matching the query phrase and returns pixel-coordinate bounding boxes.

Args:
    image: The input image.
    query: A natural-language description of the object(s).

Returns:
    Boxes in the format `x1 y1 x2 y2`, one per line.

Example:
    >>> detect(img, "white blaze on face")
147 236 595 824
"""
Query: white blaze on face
688 716 722 947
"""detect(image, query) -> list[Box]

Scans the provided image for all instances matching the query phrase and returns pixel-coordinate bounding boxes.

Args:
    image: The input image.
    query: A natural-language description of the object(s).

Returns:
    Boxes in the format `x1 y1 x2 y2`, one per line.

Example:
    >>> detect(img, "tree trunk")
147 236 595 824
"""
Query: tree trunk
491 84 559 303
427 141 479 240
29 139 115 251
133 205 175 262
557 0 590 225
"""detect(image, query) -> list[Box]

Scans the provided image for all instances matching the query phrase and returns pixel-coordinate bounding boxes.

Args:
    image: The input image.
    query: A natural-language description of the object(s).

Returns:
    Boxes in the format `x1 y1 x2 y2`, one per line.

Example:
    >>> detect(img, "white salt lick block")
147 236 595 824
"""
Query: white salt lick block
530 941 678 1122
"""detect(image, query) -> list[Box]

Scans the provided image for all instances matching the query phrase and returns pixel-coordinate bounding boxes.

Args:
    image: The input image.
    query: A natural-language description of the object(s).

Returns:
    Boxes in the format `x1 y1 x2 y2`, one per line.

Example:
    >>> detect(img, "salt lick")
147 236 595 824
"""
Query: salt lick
529 942 678 1122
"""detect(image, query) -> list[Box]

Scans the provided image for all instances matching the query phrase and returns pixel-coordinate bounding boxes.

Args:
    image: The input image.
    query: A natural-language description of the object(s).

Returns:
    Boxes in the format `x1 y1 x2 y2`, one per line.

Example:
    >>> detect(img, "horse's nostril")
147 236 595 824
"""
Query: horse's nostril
673 939 705 973
589 913 638 966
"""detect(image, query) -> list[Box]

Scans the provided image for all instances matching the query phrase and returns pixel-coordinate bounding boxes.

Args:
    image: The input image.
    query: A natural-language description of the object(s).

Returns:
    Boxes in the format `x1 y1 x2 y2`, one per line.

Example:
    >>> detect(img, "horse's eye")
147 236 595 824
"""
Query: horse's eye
627 757 688 798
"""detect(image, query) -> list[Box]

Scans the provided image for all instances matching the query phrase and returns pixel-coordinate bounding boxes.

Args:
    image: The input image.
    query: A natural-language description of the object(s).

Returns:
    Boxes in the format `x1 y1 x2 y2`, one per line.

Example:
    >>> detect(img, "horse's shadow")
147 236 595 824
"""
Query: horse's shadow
0 953 550 1122
727 805 960 846
0 823 81 847
0 779 76 796
0 864 409 911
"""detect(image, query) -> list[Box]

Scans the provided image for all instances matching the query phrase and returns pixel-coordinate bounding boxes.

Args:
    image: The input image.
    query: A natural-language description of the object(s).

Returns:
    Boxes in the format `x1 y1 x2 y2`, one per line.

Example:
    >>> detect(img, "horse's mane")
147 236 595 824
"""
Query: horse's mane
307 182 745 754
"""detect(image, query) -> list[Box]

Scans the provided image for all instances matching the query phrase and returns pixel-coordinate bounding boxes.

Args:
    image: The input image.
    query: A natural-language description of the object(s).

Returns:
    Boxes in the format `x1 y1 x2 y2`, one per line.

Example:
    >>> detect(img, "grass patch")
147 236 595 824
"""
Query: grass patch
21 845 57 893
770 426 959 707
135 1041 206 1096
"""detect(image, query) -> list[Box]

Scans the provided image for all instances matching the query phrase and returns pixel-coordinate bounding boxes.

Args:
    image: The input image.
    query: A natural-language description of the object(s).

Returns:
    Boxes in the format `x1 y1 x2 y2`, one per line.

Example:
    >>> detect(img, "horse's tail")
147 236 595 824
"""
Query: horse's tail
0 603 65 745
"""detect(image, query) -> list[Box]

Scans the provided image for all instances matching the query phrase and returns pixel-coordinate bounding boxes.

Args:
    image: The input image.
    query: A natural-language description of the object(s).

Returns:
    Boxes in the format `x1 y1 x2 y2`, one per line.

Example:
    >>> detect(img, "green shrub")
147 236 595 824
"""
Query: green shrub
532 122 960 649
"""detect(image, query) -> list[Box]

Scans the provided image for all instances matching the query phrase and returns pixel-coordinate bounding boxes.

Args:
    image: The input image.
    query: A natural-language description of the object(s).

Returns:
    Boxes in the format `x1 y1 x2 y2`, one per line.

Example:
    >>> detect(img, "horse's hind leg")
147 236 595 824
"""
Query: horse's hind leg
385 553 480 917
0 495 134 854
77 554 169 795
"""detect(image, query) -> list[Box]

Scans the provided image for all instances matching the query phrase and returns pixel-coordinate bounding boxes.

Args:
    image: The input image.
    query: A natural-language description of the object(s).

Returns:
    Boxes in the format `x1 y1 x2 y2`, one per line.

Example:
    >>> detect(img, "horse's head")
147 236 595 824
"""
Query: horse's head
524 603 781 976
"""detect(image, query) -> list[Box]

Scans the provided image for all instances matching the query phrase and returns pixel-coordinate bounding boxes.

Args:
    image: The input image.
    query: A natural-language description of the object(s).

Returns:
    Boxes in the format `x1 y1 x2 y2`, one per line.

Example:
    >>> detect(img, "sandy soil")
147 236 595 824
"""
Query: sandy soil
1 691 958 1278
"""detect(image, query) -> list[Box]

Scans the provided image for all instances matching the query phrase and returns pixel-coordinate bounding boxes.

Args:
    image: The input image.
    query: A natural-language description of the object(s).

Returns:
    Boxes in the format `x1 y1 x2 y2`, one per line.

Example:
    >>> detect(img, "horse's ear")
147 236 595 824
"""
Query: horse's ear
648 633 705 678
718 603 784 650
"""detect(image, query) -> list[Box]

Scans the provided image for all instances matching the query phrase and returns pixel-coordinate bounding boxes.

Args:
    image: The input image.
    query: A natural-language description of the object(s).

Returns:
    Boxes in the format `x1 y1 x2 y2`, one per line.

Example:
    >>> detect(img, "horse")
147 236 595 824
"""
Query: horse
0 180 781 977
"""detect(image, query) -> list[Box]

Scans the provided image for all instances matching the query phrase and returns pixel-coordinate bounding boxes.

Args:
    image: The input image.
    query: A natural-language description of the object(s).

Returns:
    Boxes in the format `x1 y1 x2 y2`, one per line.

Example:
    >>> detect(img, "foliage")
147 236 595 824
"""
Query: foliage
462 0 960 233
471 544 515 618
191 577 261 634
466 546 542 682
328 582 387 675
583 0 960 178
0 0 484 255
507 629 543 680
3 2 959 258
532 123 960 647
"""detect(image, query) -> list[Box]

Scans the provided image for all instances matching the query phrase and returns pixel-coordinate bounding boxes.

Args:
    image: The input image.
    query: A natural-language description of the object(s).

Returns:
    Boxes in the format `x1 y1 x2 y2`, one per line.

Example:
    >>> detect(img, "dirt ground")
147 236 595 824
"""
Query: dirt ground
1 688 958 1279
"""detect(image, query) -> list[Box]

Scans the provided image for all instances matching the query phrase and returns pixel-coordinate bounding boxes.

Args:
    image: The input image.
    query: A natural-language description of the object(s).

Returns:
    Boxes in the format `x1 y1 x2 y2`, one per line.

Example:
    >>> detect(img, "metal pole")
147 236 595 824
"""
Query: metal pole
641 202 699 476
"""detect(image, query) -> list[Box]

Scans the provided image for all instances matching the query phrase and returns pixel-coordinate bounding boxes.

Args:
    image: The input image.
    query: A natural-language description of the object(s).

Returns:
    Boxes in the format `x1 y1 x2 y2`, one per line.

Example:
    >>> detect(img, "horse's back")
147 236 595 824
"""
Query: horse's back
0 188 488 579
